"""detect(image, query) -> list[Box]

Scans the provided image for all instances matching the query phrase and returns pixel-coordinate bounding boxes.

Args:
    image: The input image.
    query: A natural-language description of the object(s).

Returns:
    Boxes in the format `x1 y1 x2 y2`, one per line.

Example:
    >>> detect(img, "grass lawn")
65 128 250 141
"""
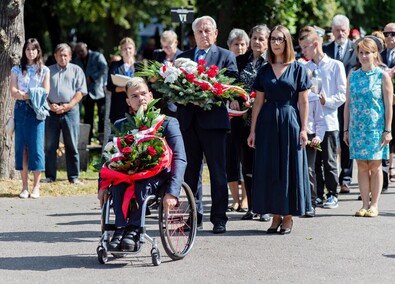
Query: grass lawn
0 165 210 198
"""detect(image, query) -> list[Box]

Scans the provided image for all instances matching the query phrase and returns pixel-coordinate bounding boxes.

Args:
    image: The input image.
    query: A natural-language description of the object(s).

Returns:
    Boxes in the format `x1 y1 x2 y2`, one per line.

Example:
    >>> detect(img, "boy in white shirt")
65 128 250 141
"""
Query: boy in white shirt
299 27 346 209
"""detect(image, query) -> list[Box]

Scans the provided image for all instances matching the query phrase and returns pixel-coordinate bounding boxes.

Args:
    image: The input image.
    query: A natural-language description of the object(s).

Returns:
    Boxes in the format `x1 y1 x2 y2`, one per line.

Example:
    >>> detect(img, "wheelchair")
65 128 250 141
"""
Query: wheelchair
96 182 197 266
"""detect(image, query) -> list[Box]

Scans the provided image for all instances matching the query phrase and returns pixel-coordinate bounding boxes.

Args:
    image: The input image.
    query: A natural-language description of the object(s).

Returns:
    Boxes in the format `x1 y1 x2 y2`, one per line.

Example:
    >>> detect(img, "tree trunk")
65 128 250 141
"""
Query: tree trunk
0 0 25 179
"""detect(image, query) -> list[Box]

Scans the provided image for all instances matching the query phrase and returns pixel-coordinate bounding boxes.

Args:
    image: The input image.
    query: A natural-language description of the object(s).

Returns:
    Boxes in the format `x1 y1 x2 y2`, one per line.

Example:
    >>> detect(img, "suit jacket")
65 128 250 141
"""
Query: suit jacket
152 48 183 63
113 117 187 198
72 50 108 100
323 40 357 75
176 44 238 130
381 49 395 68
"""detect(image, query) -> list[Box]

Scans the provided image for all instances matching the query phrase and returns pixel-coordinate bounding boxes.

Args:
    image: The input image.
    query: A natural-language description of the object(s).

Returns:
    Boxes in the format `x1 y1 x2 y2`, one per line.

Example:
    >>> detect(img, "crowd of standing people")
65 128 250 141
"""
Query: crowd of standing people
10 14 395 236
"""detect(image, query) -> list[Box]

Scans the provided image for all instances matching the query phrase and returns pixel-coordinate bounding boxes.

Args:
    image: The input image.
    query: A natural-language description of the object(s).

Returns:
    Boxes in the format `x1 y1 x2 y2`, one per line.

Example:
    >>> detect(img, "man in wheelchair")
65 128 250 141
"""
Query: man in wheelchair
98 77 187 252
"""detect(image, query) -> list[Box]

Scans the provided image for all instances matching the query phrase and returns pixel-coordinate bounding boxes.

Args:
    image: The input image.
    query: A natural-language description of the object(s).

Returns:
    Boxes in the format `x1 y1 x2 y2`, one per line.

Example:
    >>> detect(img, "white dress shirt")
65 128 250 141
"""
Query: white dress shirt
307 90 326 141
304 54 347 131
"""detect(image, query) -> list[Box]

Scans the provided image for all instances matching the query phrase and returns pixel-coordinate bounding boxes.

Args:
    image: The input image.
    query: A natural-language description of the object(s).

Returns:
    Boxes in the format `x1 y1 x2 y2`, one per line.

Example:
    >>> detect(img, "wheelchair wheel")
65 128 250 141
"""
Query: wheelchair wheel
151 248 161 266
97 247 108 264
159 182 197 260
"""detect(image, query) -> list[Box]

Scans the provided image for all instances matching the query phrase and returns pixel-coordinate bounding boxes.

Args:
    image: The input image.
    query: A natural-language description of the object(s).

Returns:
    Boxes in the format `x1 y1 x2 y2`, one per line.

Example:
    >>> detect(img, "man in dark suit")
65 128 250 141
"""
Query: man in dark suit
73 42 108 143
381 22 395 191
176 15 238 234
98 77 187 251
323 15 357 194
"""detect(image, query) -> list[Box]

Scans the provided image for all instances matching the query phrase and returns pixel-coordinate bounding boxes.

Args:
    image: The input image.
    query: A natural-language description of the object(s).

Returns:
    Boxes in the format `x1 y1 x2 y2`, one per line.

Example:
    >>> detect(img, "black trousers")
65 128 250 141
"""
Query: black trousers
182 124 228 226
306 134 318 207
315 131 339 198
338 104 353 186
83 95 105 142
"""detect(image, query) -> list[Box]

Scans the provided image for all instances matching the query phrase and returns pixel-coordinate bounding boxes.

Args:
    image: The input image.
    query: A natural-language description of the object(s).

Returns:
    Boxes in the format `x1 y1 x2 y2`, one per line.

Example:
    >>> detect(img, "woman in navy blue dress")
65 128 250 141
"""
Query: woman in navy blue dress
247 25 311 234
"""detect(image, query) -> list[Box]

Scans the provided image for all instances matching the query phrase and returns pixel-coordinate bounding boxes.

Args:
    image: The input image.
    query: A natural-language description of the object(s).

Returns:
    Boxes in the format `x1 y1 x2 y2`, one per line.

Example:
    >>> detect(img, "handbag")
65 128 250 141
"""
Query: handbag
5 116 14 136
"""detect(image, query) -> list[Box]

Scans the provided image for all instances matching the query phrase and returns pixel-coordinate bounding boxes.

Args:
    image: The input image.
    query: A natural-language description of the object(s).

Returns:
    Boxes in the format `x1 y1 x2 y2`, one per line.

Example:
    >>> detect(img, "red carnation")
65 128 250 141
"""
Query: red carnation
251 91 256 98
124 134 134 144
161 65 167 73
186 73 196 82
147 145 157 156
121 146 132 156
214 82 223 95
139 125 149 131
198 59 206 66
197 65 205 75
200 82 211 91
207 65 219 78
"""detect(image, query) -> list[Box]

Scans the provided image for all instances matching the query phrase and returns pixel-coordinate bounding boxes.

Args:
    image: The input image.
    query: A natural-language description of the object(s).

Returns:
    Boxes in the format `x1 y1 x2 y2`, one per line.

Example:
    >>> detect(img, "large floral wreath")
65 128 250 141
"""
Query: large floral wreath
136 58 250 110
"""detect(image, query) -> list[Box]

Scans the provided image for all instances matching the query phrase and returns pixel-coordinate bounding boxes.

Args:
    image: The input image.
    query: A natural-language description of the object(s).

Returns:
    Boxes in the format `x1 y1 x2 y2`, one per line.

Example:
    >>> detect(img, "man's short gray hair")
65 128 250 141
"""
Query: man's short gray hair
192 16 217 32
54 43 72 55
227 28 250 48
332 14 350 29
250 24 270 39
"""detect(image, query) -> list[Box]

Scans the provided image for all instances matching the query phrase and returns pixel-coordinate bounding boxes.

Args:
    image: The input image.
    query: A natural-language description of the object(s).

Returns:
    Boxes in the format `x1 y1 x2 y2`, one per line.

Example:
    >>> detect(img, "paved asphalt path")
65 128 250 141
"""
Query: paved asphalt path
1 182 395 283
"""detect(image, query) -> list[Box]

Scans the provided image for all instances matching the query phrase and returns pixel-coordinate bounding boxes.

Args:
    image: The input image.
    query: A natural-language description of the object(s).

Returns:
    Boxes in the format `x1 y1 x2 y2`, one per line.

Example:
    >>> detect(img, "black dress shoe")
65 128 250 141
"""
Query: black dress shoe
304 208 315 218
237 207 249 213
108 228 125 251
279 220 293 235
212 224 226 234
121 228 140 252
241 210 254 220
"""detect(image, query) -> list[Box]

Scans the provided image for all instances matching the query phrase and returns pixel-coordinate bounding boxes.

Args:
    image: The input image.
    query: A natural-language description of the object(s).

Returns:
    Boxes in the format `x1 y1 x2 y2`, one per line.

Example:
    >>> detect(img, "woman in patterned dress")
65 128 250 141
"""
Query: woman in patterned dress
344 37 393 217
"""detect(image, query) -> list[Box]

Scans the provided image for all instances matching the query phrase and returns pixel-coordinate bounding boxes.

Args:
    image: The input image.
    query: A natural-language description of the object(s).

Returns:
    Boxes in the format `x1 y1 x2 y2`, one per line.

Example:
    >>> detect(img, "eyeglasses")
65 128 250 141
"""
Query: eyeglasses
270 37 286 44
384 31 395 37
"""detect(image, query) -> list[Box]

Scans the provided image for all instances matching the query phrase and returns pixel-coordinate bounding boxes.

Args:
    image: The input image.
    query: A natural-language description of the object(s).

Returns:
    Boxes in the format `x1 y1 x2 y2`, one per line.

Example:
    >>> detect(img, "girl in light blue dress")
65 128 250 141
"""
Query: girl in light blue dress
344 37 393 217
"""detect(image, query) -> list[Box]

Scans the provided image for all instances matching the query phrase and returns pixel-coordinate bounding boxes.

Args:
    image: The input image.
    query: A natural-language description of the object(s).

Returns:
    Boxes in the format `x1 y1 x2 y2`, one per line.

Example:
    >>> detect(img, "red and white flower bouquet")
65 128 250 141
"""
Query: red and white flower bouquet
98 100 172 218
136 58 249 110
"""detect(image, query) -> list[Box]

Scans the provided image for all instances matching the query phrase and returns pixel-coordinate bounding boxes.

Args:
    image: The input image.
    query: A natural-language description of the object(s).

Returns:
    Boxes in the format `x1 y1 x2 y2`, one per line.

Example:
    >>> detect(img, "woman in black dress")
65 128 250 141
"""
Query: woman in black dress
107 37 137 123
247 25 312 234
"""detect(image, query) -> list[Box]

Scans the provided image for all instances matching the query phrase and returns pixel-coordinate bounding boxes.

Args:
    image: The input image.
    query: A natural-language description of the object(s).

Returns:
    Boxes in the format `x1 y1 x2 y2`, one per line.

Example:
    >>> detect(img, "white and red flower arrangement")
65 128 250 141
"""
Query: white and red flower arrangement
136 58 249 110
98 100 172 218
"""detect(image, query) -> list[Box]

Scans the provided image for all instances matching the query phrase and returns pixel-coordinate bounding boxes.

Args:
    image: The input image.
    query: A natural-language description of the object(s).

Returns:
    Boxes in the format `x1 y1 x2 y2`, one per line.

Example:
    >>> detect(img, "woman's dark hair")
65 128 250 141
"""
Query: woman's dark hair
267 25 295 65
20 38 43 75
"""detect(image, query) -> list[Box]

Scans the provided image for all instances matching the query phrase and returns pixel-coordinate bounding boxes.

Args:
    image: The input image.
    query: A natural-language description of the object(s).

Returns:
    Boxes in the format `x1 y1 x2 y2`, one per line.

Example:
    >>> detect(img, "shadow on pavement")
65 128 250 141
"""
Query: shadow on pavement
0 230 98 243
0 254 131 271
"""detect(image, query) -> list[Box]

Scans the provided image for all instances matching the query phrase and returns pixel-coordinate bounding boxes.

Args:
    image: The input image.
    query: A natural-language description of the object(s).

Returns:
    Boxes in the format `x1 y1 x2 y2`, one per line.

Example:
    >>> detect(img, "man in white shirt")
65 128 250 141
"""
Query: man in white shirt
300 26 347 209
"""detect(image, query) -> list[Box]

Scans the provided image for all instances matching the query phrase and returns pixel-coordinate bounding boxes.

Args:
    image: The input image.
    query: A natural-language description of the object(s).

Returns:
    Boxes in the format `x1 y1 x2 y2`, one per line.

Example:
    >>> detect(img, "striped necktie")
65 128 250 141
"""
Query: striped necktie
336 45 342 61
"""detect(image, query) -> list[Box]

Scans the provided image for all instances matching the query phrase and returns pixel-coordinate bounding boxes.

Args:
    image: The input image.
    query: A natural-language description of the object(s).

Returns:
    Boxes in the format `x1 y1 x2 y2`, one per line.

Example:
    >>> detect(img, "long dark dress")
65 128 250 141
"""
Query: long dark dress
251 61 312 216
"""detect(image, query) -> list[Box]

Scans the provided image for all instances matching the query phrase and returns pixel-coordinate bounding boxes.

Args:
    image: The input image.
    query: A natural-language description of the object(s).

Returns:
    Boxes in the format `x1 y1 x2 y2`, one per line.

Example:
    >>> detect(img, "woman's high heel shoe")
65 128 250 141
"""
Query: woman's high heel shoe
267 220 282 234
280 220 293 235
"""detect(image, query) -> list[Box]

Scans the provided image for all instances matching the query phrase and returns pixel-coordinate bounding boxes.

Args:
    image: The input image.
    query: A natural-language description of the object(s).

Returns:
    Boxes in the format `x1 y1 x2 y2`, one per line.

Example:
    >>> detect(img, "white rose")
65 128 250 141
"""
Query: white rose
174 58 193 68
164 72 179 84
104 142 114 152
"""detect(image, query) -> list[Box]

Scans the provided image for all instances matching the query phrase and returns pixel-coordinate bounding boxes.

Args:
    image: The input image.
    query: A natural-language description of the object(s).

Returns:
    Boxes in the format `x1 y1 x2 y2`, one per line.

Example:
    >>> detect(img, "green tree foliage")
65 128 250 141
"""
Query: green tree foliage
338 0 395 31
25 0 195 57
196 0 340 47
